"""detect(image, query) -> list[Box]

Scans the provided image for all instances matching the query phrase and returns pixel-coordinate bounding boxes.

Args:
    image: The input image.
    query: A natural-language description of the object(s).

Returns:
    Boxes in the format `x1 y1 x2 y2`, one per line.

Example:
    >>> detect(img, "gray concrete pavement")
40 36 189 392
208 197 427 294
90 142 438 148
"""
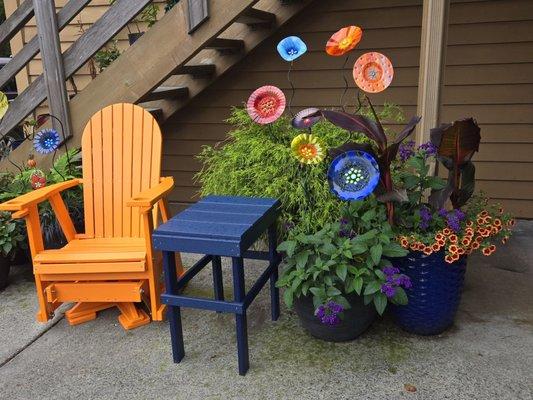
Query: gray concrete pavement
0 222 532 400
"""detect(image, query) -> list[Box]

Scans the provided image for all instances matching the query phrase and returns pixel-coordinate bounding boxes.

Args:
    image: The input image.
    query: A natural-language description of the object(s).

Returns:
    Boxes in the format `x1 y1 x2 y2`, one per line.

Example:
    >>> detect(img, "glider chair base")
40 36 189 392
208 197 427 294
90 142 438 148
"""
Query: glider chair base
65 301 151 330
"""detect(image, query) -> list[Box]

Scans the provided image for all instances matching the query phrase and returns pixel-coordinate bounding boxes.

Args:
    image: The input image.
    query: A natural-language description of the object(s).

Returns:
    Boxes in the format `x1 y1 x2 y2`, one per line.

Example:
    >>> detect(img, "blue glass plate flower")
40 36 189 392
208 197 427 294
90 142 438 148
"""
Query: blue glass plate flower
277 36 307 62
33 128 60 154
328 150 380 201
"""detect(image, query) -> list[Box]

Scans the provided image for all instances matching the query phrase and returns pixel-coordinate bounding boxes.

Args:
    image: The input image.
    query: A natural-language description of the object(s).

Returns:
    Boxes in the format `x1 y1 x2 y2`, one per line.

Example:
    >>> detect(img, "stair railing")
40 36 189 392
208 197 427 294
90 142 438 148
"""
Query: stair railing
0 0 167 143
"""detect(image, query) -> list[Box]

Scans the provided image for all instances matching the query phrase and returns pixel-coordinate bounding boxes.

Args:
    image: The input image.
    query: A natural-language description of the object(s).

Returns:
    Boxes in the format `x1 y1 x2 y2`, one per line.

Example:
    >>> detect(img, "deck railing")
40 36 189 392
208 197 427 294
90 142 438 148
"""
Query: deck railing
0 0 207 144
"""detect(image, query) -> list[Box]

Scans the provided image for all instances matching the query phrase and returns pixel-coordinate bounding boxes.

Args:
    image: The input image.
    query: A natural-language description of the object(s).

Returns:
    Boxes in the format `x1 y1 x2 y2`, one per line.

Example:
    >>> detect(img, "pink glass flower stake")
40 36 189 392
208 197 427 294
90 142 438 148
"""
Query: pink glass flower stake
246 86 286 124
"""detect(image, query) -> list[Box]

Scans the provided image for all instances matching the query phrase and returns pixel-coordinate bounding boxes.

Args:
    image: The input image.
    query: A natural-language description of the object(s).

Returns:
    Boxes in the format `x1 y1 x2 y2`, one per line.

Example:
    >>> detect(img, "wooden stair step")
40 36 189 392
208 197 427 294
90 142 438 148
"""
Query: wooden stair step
236 8 276 29
173 63 216 78
206 38 245 53
141 86 189 102
144 107 163 121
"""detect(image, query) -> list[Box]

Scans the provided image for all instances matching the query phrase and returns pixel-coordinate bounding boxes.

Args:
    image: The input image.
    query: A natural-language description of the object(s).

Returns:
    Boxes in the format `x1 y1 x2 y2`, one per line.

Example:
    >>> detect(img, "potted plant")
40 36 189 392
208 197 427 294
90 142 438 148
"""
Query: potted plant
387 119 515 335
0 211 26 289
94 40 121 72
276 198 410 341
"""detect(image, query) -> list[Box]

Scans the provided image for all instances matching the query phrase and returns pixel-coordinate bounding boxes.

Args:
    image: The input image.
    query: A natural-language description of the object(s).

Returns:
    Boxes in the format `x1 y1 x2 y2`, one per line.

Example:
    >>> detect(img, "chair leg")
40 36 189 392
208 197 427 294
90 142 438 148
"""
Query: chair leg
34 276 51 323
65 302 114 326
116 302 151 330
148 259 165 321
175 252 185 277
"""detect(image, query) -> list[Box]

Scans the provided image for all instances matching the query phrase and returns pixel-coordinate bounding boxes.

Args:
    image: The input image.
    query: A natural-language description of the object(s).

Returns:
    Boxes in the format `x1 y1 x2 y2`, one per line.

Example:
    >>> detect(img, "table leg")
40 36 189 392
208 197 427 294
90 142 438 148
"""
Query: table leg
268 224 280 321
232 257 249 375
163 251 185 363
212 256 225 307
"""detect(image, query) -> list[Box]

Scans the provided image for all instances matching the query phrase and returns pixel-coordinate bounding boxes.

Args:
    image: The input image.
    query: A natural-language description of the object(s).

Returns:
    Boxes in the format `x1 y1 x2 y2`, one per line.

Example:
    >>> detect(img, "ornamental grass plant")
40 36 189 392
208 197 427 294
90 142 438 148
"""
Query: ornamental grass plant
196 105 404 236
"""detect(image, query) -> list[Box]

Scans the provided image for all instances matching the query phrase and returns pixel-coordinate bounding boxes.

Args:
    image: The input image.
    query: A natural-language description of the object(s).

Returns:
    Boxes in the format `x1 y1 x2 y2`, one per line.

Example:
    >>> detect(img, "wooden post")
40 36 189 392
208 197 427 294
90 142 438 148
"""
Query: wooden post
33 0 72 139
415 0 450 145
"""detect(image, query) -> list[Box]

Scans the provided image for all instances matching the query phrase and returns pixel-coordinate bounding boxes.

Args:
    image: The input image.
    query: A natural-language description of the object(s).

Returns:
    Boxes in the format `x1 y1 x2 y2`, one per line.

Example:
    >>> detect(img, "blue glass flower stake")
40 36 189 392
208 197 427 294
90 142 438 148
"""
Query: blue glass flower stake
277 36 307 116
328 150 380 201
33 128 60 154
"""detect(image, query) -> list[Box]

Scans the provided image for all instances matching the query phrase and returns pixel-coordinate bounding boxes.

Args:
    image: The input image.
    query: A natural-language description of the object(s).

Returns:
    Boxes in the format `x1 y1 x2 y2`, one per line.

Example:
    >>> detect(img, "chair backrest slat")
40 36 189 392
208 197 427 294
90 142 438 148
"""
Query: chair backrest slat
81 103 162 238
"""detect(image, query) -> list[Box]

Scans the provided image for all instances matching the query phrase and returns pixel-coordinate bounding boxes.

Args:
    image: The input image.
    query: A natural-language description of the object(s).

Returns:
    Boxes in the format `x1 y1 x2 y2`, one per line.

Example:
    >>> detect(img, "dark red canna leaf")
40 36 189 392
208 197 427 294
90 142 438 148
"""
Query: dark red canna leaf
320 110 387 149
393 116 421 144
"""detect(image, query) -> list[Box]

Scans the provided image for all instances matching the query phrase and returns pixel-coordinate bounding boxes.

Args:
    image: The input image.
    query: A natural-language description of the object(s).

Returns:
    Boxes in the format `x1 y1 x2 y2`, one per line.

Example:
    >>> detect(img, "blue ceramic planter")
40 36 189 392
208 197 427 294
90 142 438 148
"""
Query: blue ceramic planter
390 250 467 335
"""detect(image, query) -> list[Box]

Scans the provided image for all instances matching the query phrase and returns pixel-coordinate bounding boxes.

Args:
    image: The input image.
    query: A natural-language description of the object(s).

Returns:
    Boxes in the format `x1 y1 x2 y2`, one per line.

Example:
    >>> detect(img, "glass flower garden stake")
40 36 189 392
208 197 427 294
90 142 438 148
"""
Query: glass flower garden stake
325 26 363 111
325 26 362 56
291 108 322 130
328 150 380 201
33 128 61 154
291 133 325 164
353 52 394 93
277 36 307 116
246 85 286 125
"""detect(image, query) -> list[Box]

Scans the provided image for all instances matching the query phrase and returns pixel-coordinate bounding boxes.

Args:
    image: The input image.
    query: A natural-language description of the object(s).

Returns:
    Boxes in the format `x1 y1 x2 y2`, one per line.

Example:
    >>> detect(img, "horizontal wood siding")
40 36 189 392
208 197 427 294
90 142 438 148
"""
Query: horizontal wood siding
162 0 424 214
441 0 533 217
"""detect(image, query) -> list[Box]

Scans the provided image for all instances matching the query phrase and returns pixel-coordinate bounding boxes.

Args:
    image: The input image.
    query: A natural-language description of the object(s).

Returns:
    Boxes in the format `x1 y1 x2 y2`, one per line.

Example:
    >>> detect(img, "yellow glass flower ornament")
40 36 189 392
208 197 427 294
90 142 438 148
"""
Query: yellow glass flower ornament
291 133 325 164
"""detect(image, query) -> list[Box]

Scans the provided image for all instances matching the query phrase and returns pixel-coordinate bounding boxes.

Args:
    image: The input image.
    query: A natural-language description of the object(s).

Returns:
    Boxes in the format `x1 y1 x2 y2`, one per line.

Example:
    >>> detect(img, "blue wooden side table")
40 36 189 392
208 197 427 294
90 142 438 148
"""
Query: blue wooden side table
152 195 282 375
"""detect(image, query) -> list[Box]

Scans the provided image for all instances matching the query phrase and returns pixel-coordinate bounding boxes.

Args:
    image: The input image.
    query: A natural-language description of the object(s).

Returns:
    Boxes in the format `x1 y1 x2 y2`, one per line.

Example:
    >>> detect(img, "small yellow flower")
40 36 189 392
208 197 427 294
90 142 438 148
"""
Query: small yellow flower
290 133 325 164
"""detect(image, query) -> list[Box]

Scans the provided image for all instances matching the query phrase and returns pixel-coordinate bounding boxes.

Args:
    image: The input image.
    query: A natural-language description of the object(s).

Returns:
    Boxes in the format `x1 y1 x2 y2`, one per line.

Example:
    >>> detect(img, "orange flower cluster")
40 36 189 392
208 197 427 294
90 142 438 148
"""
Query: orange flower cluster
398 210 514 264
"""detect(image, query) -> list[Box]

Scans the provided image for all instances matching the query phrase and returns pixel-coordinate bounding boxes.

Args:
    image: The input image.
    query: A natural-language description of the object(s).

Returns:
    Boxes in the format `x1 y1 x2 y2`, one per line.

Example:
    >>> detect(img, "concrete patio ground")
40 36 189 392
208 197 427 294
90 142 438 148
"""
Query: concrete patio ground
0 222 532 400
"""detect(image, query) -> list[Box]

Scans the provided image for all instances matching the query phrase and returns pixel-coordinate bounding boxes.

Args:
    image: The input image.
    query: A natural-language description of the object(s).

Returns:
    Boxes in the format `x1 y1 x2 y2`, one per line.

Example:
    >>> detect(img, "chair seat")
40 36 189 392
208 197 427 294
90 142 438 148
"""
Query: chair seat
34 238 147 274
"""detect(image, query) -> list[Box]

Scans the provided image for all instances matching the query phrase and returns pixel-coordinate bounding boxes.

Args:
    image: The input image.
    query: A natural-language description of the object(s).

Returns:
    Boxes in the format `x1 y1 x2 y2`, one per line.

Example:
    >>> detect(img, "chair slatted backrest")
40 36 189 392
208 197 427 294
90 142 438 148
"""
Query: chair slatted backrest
81 103 162 238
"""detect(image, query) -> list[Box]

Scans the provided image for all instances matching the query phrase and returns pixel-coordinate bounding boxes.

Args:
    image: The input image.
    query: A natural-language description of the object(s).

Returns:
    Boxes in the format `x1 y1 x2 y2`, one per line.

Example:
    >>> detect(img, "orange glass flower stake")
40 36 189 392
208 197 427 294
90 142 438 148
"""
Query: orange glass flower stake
325 26 363 111
353 52 394 93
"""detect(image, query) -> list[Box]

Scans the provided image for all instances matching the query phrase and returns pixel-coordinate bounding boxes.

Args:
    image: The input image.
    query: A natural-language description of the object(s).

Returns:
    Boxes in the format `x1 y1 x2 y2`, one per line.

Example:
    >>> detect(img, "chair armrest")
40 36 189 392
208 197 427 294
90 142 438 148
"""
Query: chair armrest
126 177 174 208
0 179 82 212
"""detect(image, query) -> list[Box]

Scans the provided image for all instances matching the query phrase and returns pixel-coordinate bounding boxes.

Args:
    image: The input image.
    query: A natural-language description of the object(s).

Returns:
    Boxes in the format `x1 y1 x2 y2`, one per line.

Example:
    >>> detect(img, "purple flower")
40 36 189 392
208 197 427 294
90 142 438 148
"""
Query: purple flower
339 217 349 225
455 209 466 221
419 206 432 230
446 212 462 233
315 301 344 325
383 266 400 276
398 275 412 289
418 141 437 156
381 283 396 298
398 140 415 161
438 208 448 218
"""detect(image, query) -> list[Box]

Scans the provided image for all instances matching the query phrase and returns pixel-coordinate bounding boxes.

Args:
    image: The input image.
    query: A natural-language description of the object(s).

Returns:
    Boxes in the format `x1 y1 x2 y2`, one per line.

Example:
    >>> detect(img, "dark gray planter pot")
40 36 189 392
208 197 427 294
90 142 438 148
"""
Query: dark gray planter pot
294 293 377 342
0 255 11 291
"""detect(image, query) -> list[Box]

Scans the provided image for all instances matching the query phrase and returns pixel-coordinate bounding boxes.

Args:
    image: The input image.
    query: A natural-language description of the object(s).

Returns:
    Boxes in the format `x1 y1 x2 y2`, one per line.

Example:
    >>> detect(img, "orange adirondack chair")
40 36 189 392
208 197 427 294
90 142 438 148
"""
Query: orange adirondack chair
0 103 183 329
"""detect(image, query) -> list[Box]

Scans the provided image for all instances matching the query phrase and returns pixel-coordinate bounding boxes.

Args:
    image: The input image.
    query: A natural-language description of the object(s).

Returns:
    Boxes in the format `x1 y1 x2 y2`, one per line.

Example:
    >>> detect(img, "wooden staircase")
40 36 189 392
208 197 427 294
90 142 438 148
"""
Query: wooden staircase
0 0 312 170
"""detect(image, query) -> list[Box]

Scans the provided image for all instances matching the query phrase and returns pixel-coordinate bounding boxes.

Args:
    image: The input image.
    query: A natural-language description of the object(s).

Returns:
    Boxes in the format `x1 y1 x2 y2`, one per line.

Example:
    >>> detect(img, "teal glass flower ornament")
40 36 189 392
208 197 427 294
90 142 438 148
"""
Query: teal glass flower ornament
277 36 307 62
33 128 60 154
328 150 380 201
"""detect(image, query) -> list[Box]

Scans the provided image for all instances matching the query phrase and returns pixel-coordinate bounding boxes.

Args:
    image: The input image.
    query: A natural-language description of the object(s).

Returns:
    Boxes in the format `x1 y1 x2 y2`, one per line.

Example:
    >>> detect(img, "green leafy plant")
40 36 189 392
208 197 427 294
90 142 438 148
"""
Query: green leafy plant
0 212 25 259
165 0 180 13
0 149 84 249
197 106 405 236
392 142 514 263
94 40 121 72
138 3 159 28
276 198 409 316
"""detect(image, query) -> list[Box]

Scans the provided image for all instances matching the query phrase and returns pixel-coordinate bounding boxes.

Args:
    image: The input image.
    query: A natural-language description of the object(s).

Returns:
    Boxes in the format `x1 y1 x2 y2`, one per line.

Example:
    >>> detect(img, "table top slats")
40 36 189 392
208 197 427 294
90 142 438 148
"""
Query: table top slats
153 196 281 256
